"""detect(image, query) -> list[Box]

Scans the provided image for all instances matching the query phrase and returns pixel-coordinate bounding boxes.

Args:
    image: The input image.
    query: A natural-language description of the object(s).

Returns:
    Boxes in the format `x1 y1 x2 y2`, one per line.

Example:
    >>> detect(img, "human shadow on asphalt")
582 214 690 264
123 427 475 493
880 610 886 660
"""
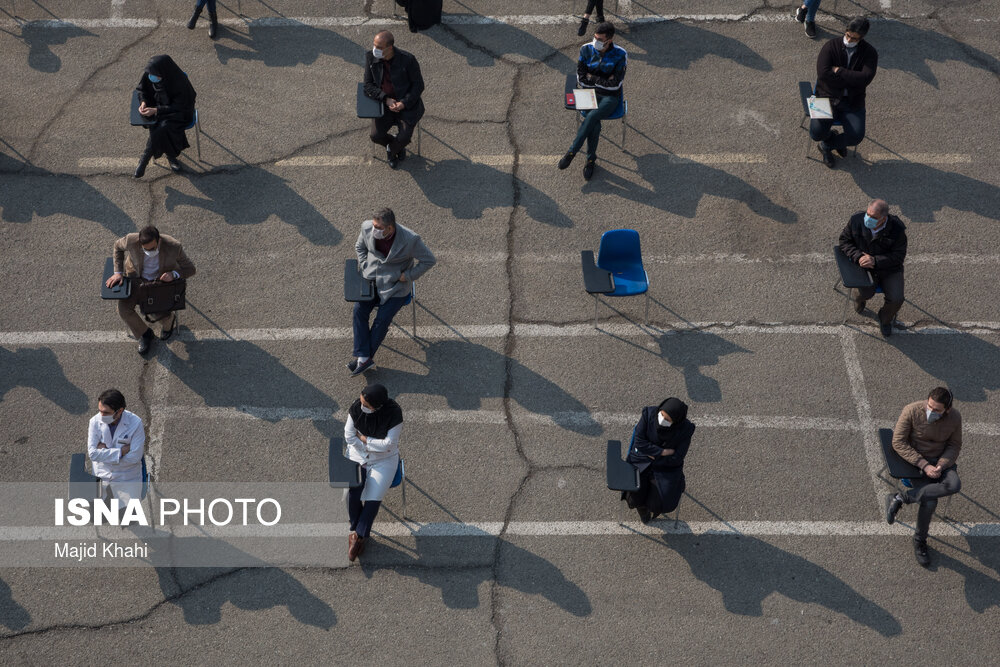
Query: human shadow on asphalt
404 157 574 227
0 153 135 236
659 526 902 636
884 332 1000 403
585 152 798 224
0 577 31 630
625 17 772 72
214 20 359 67
161 339 338 422
849 160 1000 223
163 167 343 245
876 22 1000 89
928 540 1000 613
360 525 592 616
421 22 575 72
0 347 89 414
6 21 97 73
370 339 602 435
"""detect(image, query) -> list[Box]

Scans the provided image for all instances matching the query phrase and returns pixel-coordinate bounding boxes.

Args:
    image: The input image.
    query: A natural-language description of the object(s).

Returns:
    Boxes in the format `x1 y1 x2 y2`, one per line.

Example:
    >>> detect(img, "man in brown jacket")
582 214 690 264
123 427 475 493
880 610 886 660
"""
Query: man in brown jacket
886 387 962 566
105 225 196 354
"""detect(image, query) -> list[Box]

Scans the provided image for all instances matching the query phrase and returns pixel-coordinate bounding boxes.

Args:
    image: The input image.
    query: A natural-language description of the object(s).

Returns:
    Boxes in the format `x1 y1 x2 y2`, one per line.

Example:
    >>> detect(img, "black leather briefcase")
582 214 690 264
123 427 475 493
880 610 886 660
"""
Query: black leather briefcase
138 279 186 316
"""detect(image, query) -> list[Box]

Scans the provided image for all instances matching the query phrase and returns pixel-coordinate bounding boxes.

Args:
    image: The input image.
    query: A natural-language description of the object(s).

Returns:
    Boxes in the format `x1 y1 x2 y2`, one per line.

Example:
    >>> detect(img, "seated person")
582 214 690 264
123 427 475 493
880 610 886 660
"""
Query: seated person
134 55 196 177
624 398 695 522
363 31 425 169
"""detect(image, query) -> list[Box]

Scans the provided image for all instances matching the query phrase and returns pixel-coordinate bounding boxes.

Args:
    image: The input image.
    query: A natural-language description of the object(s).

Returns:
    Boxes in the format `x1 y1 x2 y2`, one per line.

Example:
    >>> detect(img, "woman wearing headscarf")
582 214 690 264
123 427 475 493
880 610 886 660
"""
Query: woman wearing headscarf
624 397 695 522
344 383 403 561
133 55 196 178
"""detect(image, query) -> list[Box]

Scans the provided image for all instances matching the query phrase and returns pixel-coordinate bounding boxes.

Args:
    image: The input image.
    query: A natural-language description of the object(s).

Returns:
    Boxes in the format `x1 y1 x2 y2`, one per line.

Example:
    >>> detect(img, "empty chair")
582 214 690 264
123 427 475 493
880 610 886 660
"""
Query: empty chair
581 229 649 326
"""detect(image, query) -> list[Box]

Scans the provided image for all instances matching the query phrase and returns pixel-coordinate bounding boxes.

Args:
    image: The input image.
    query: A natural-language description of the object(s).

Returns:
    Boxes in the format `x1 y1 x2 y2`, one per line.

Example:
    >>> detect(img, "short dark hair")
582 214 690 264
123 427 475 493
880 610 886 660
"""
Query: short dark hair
98 389 126 412
373 208 396 227
846 17 870 37
594 21 615 39
928 387 953 408
138 225 160 245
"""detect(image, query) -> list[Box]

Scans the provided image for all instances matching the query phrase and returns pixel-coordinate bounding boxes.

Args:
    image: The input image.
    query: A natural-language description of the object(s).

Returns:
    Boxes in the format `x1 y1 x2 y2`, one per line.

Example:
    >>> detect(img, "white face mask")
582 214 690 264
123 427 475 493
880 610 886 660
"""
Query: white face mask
360 405 375 414
657 413 672 427
843 37 859 48
372 227 388 240
143 247 158 257
592 38 606 51
372 47 384 60
99 413 115 424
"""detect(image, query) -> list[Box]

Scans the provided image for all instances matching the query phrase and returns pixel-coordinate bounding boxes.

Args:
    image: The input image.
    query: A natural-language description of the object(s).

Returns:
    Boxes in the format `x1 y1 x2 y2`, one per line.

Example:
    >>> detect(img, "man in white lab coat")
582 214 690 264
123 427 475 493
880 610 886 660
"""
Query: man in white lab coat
87 389 145 503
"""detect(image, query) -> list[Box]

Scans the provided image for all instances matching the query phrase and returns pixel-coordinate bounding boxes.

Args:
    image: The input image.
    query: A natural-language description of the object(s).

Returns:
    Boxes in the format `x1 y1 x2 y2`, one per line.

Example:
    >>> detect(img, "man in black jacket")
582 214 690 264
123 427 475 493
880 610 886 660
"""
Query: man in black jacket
811 17 878 168
363 31 425 169
838 198 907 337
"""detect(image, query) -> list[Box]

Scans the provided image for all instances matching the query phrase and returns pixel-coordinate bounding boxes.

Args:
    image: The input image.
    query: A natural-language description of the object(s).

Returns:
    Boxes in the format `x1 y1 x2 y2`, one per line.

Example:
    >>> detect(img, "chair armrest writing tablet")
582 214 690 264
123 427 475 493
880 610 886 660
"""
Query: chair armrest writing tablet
581 250 615 294
834 245 874 289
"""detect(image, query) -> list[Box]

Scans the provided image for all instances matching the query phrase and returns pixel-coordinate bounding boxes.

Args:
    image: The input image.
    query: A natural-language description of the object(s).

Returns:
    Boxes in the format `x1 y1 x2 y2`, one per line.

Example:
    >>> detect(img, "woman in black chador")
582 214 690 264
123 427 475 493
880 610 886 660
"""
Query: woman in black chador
624 397 695 522
134 55 196 178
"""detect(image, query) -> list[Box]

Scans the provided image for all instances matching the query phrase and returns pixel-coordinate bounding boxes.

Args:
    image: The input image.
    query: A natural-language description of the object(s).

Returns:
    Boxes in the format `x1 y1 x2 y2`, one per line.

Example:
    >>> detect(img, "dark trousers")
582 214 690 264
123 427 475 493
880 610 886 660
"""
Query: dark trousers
370 112 417 157
584 0 604 15
630 469 685 516
810 105 866 151
855 270 904 326
352 292 409 358
902 467 961 543
568 94 620 160
195 0 217 10
347 467 382 539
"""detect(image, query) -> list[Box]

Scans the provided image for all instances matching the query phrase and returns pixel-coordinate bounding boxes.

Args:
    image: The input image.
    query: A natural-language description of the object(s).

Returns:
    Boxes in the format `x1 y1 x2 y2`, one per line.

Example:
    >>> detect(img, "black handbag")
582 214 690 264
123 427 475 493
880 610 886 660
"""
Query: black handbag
138 278 186 316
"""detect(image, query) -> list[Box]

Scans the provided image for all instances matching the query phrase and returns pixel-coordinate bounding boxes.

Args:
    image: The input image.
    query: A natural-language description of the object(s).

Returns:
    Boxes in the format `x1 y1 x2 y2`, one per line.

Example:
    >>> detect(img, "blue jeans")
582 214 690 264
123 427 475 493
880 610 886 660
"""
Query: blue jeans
347 467 382 539
352 292 409 358
569 94 620 160
810 104 866 152
803 0 821 21
195 0 217 11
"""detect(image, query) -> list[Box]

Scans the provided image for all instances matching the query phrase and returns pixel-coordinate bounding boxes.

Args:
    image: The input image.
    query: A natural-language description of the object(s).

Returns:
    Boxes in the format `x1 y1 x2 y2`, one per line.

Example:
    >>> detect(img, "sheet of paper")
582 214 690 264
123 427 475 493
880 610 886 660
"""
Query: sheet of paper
808 96 833 119
573 88 597 110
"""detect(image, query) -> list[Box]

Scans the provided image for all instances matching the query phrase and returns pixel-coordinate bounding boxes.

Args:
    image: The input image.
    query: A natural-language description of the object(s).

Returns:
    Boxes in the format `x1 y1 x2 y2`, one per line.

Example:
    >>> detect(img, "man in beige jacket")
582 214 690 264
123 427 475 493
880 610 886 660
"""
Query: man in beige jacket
886 387 962 566
105 225 196 354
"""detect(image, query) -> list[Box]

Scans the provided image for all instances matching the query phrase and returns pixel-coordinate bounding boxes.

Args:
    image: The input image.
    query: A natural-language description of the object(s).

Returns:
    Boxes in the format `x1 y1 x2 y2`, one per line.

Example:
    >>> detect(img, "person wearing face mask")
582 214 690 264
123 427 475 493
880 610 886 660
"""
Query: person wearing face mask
349 208 436 376
558 21 627 181
106 225 196 354
837 198 907 337
362 31 425 169
887 387 962 567
344 383 403 561
811 17 877 168
623 398 696 523
87 389 145 504
134 55 196 178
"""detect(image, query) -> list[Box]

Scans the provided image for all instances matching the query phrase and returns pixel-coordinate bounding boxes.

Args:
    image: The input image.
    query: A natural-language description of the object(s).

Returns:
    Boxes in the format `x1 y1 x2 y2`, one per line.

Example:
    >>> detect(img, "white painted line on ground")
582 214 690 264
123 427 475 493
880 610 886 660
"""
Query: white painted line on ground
110 0 125 20
274 156 368 167
839 329 885 517
865 153 972 164
146 357 171 480
881 0 892 9
4 322 1000 347
79 157 147 169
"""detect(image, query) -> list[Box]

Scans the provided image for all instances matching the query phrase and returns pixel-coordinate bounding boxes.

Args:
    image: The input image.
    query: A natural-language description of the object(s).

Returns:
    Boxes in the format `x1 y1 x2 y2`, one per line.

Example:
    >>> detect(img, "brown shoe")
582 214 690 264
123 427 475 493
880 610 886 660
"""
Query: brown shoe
348 531 360 562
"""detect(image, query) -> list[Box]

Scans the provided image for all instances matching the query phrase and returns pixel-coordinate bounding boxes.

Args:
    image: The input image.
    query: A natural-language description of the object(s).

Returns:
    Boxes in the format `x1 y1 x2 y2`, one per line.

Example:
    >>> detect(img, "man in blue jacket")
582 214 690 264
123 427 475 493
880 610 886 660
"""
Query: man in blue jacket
558 21 627 181
363 31 425 169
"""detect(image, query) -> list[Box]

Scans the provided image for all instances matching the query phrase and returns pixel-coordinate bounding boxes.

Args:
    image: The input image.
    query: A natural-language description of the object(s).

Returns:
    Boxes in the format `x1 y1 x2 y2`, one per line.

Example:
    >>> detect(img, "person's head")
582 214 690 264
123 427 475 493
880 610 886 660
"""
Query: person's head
926 387 953 422
373 31 395 60
864 199 888 230
359 384 389 413
97 389 126 424
844 17 870 46
657 397 688 428
372 208 396 240
138 225 160 253
593 22 615 49
145 54 177 83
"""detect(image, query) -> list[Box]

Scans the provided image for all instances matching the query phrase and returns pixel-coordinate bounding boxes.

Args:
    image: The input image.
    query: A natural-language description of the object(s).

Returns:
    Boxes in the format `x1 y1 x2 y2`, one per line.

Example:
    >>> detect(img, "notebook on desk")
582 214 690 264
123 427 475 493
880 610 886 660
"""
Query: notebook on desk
573 88 598 110
807 96 833 119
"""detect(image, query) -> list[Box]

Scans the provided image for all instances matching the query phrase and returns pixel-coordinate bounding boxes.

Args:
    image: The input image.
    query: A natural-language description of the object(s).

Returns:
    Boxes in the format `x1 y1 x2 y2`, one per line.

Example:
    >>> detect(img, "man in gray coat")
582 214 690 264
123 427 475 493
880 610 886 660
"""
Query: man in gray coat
349 208 436 375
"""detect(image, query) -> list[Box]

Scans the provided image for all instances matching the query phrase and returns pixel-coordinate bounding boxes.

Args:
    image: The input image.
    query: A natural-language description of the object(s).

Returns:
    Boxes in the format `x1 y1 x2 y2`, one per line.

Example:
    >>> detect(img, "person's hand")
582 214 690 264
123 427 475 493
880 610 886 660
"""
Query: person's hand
859 254 875 269
159 272 175 283
358 434 368 444
97 442 108 449
924 464 942 479
660 448 675 457
121 443 131 457
390 100 405 112
105 273 123 288
138 102 156 117
833 66 841 74
398 272 407 282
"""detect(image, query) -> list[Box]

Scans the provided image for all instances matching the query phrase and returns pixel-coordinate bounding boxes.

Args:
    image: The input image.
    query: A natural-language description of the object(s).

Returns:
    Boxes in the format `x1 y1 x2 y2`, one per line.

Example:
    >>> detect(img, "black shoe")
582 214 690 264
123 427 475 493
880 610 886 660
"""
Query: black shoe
818 143 835 168
134 151 152 178
795 5 807 22
885 493 903 525
577 17 589 36
583 158 596 181
387 145 399 169
805 20 816 38
835 144 849 158
208 11 218 39
138 328 154 355
159 312 177 340
880 322 893 337
854 298 866 314
187 5 202 29
167 156 182 173
351 358 375 376
595 14 605 23
395 148 406 162
346 359 358 373
914 540 930 567
637 507 652 524
558 152 575 170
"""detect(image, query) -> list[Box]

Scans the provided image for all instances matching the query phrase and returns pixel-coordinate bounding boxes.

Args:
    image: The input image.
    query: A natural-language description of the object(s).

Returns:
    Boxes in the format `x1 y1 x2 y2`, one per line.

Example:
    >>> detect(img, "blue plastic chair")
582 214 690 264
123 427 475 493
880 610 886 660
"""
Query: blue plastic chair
390 458 407 519
577 96 628 149
593 229 650 326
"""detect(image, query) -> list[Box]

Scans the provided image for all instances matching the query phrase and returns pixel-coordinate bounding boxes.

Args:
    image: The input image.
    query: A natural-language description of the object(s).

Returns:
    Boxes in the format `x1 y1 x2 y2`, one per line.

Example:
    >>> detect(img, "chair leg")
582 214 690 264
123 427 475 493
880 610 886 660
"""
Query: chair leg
622 117 626 149
673 493 682 528
416 124 421 156
195 117 202 161
411 296 417 337
644 291 649 325
593 295 599 328
842 287 852 325
401 477 407 520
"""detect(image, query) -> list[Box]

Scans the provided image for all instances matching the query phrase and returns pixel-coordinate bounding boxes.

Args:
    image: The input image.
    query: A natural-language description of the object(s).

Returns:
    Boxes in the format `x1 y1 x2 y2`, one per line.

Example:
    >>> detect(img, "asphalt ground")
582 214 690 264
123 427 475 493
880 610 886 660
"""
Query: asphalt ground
1 0 1000 664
